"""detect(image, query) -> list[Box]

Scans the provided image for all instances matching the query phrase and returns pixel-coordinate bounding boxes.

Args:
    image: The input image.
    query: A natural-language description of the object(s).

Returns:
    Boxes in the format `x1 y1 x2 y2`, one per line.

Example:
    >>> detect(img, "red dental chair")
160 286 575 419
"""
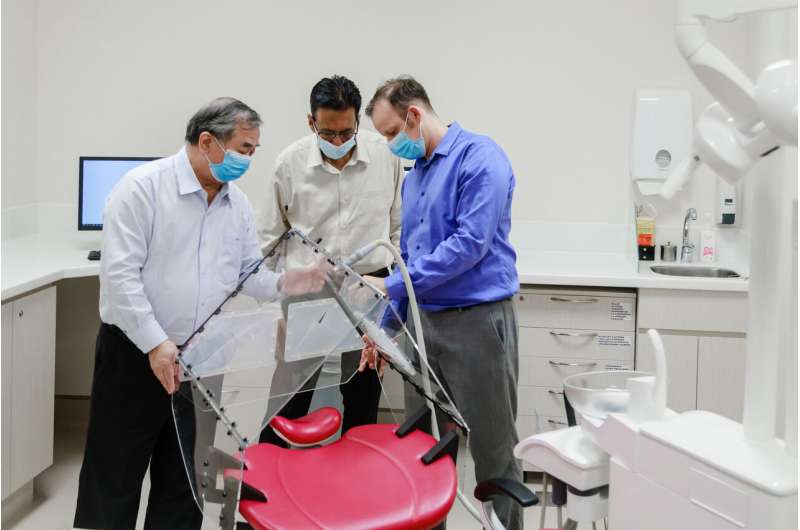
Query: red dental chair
218 407 536 530
234 408 456 530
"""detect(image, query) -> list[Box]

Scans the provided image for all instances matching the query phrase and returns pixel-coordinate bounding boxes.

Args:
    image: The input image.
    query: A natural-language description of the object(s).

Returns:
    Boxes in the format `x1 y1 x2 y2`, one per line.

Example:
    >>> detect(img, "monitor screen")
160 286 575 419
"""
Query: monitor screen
79 157 158 230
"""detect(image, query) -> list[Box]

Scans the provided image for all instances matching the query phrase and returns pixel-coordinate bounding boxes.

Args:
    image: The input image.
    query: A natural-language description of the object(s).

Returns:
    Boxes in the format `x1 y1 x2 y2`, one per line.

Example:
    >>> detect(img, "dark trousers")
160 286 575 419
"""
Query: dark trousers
406 298 523 530
74 324 202 530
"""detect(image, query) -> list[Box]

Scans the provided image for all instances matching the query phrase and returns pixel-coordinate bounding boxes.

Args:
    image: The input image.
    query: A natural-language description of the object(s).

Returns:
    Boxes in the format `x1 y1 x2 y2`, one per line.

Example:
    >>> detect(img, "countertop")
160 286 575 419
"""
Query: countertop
515 250 748 292
2 234 101 300
2 233 748 301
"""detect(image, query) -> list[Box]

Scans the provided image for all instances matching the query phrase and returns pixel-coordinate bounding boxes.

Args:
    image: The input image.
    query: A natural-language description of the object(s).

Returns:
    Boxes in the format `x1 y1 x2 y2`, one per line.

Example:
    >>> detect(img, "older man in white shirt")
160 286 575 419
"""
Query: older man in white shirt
74 97 325 530
259 75 402 443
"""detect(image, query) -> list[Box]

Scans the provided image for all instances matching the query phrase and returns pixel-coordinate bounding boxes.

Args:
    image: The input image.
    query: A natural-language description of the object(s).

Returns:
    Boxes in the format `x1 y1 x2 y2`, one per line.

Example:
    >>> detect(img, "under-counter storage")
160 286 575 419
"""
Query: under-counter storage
516 286 637 469
635 289 748 423
1 286 57 501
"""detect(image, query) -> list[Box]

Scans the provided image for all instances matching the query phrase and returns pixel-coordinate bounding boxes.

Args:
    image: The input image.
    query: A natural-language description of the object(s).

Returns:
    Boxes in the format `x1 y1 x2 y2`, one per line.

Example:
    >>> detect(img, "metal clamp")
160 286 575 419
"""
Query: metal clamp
549 331 599 338
548 360 598 368
549 296 599 303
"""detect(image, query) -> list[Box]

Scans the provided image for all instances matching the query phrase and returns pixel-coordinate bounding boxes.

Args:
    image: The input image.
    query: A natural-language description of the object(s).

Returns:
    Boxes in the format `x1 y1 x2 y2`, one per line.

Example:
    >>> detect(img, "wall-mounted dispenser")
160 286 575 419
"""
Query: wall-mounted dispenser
631 89 693 195
716 176 737 225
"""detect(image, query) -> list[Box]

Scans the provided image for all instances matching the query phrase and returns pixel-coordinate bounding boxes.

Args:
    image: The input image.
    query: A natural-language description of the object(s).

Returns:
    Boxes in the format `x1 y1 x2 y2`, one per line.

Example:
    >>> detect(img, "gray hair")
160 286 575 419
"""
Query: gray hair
184 97 262 144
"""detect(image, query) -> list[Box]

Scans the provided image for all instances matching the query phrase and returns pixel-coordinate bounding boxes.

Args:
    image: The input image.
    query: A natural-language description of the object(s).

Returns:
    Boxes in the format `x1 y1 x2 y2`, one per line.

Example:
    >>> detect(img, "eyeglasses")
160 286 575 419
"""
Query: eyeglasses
314 122 358 143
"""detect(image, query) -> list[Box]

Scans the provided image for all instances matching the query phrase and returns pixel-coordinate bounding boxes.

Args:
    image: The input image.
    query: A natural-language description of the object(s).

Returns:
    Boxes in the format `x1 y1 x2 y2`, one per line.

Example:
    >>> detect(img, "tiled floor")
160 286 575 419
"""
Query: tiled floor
4 399 592 530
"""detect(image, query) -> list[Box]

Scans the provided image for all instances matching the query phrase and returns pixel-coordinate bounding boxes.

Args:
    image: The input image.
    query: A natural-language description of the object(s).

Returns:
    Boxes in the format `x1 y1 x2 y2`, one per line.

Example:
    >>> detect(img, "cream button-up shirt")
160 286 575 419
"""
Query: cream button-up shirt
259 129 403 274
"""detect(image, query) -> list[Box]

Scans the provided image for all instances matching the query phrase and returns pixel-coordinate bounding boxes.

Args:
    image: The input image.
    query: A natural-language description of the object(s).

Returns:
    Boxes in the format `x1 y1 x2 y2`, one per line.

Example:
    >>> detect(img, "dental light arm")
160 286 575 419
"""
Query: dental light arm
659 0 797 199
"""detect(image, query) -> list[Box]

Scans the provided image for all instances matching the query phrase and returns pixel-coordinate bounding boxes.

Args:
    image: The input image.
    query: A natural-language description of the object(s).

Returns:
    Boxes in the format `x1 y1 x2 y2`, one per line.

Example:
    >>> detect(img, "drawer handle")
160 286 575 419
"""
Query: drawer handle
547 390 564 396
549 360 598 368
550 296 599 303
549 331 599 338
547 419 568 426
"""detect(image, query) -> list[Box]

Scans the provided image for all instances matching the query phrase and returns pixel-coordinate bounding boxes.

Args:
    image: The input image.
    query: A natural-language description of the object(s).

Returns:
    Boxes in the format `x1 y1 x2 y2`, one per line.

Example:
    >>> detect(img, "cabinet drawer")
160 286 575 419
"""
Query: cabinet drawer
515 414 569 440
516 292 635 331
519 327 634 361
518 386 568 417
637 289 747 333
521 357 633 387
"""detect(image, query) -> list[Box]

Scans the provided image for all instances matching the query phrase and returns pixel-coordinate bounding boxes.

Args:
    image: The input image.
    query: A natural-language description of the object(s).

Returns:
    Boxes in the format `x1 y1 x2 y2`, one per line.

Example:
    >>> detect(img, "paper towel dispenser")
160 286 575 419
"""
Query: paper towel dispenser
630 89 693 195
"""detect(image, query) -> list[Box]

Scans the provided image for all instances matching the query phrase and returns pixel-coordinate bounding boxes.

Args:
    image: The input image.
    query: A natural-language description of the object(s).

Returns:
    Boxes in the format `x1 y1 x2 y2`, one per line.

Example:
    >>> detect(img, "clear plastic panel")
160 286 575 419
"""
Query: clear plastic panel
171 230 471 528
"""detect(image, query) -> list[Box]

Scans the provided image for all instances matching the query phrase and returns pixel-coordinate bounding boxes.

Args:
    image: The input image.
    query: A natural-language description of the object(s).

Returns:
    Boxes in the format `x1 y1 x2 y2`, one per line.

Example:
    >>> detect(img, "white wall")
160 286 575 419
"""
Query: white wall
2 0 39 239
17 0 752 236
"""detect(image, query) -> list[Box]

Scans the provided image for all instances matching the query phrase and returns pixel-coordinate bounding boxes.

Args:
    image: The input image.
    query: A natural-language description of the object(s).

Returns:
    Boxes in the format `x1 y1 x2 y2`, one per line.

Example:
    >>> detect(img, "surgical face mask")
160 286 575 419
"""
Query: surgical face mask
314 124 357 160
205 137 252 183
388 112 425 159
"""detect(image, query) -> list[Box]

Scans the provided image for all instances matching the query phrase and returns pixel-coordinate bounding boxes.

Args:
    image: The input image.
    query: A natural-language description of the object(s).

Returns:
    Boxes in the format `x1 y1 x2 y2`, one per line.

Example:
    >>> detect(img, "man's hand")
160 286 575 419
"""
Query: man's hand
359 336 386 377
278 262 332 296
148 339 180 394
363 275 388 296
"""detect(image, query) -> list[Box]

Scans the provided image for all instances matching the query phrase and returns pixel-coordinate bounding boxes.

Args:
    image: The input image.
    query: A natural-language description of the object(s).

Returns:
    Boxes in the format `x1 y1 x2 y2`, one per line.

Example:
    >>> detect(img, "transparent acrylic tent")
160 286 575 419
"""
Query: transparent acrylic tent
171 230 469 529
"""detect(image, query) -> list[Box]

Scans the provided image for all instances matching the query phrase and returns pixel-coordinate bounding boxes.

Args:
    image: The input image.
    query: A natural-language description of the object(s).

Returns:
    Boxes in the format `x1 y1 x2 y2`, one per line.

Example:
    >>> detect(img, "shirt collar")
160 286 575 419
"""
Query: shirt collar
417 122 462 168
432 121 462 158
176 145 229 199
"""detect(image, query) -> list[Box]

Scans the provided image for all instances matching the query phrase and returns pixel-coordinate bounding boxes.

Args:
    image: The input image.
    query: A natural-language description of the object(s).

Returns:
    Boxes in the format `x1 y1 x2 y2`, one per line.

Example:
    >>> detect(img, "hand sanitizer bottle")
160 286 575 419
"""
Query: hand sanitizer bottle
700 213 717 263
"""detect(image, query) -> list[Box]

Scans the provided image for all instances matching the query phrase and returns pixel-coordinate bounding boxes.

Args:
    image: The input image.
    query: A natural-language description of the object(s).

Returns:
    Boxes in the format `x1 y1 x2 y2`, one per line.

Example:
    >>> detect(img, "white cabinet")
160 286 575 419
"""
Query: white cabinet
517 287 636 469
697 336 747 422
636 333 698 413
2 303 12 498
1 286 57 500
636 289 747 421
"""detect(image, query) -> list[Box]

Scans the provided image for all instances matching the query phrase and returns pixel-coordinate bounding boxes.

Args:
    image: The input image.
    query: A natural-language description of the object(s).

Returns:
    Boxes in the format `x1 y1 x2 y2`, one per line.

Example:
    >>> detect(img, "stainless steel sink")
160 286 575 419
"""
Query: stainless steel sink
651 265 741 278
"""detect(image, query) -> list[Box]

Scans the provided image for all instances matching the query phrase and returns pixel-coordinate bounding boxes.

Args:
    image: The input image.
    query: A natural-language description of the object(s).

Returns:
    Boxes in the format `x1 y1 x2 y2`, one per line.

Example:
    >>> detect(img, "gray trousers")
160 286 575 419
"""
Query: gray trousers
405 298 523 530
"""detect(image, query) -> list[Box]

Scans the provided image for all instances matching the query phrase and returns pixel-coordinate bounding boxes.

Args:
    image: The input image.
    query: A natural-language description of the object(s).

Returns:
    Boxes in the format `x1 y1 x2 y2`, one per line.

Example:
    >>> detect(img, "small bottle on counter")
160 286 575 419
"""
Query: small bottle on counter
637 216 656 261
700 212 717 263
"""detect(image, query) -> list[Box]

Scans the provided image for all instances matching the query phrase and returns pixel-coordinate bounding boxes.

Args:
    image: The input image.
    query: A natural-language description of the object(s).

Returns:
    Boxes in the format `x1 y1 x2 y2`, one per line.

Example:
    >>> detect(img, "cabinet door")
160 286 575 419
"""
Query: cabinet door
637 333 698 412
10 287 56 491
2 303 12 499
697 336 746 422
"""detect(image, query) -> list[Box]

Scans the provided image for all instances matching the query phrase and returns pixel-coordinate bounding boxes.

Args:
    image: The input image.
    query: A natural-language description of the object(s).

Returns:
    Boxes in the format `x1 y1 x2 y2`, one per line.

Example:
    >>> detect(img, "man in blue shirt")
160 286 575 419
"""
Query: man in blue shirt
364 76 522 530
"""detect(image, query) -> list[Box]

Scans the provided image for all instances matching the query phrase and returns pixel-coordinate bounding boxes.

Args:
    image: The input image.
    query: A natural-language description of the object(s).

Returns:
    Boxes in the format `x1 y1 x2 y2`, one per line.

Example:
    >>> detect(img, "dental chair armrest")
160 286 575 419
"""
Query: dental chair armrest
474 478 538 507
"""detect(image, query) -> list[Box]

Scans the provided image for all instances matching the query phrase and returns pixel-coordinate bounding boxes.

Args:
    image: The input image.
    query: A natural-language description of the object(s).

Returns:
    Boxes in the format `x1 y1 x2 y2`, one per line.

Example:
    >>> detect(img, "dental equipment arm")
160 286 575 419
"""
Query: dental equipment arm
659 0 797 199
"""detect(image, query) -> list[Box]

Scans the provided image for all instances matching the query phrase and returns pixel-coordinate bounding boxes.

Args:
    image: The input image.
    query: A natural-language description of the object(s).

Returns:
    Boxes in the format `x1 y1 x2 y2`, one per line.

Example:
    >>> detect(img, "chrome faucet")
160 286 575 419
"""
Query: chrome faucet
681 208 697 263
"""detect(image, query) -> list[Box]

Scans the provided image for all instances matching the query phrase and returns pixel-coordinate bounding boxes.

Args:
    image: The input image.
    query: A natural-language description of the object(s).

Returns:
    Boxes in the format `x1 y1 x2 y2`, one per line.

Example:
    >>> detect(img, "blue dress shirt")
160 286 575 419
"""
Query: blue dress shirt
384 122 518 313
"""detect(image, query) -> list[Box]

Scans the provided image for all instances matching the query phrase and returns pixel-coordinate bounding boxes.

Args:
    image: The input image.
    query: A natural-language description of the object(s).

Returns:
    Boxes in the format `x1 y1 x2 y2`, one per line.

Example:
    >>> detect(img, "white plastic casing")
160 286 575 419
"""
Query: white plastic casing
631 89 694 195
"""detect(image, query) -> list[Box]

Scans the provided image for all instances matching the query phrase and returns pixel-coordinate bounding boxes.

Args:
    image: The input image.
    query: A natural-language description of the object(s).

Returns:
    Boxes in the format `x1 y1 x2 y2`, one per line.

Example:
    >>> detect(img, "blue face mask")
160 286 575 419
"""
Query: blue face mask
388 112 425 159
315 125 357 160
206 137 252 183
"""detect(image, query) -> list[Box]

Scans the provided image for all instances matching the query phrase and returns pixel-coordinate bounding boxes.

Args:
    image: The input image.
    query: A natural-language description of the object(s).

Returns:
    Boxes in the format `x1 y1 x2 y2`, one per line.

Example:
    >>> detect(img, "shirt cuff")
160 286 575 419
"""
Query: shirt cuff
384 270 408 301
242 269 282 302
127 318 169 354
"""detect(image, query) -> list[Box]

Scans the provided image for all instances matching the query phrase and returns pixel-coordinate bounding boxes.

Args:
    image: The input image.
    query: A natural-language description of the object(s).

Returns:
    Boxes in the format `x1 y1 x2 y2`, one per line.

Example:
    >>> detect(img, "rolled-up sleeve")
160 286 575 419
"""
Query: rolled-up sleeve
385 144 509 301
100 179 168 353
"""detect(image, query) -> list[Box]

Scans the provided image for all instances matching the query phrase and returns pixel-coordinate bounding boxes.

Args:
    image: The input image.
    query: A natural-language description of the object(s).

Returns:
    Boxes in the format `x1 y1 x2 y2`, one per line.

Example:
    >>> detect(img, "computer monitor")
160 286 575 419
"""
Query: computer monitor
78 156 158 230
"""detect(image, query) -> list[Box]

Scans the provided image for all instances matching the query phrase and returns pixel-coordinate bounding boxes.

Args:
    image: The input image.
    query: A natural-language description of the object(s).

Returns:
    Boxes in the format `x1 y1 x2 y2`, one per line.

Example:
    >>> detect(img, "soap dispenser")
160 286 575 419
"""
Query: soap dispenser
700 213 717 263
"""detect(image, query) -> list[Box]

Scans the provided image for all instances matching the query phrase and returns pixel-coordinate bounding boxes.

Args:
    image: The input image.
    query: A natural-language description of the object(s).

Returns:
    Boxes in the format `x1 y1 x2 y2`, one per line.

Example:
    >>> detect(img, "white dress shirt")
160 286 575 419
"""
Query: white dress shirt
99 146 281 354
259 129 403 274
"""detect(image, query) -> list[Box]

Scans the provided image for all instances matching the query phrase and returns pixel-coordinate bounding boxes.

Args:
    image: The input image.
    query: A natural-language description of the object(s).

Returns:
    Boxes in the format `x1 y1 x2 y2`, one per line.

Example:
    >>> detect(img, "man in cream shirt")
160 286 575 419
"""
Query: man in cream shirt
259 75 402 441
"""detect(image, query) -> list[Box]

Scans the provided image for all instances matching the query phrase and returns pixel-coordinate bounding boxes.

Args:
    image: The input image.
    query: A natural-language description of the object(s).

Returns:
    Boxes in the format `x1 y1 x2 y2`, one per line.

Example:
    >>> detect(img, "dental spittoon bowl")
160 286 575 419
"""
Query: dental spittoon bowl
563 370 652 422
